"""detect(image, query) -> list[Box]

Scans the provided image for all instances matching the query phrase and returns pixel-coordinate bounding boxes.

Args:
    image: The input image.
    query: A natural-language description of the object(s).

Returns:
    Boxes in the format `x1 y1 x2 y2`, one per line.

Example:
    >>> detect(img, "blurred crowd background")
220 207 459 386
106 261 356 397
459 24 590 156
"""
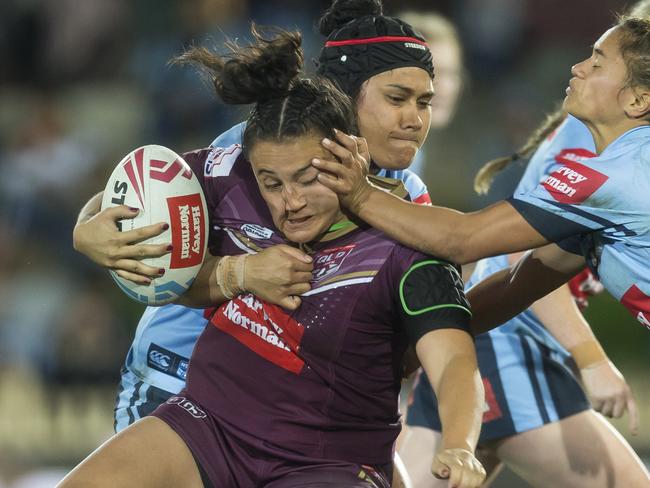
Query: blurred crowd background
0 0 648 486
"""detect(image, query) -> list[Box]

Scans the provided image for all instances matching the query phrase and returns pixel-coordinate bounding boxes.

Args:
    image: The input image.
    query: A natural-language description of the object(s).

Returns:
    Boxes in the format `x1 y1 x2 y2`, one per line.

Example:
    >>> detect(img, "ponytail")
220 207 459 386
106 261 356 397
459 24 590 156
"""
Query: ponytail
173 24 356 155
474 107 566 194
173 25 303 105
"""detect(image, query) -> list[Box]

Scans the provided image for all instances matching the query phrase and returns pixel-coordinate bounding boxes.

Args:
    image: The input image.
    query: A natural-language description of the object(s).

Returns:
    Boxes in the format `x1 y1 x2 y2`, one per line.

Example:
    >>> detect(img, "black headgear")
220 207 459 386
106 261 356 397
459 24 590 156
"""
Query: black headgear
317 15 434 97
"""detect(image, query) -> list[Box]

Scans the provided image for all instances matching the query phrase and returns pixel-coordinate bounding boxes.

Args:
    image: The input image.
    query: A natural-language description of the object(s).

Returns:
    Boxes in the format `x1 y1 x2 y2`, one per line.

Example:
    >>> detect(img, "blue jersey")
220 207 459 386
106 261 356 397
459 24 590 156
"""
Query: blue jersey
510 122 650 330
377 167 430 205
515 115 596 194
406 119 596 439
470 115 597 351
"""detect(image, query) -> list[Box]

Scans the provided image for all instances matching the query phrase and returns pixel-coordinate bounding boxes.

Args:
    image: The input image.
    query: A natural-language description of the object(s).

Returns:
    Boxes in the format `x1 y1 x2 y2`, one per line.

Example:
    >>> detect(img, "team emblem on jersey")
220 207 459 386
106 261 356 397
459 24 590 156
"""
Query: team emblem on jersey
542 157 607 204
312 244 356 282
212 294 306 373
176 360 188 380
620 285 650 330
204 144 242 177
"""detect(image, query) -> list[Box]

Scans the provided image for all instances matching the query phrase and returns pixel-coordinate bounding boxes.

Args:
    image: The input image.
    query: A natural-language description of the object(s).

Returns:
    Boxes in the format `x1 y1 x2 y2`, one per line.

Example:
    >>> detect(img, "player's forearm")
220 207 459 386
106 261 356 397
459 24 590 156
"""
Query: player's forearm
435 356 483 451
416 331 483 452
467 250 578 335
531 283 610 369
176 255 230 308
354 191 544 264
353 187 469 261
73 191 104 253
76 191 103 225
530 284 597 349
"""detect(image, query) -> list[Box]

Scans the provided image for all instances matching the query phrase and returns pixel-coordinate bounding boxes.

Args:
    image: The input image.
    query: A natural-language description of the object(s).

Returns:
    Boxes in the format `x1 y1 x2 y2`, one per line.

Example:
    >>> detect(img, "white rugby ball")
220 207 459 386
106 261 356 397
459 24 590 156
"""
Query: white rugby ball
101 145 209 305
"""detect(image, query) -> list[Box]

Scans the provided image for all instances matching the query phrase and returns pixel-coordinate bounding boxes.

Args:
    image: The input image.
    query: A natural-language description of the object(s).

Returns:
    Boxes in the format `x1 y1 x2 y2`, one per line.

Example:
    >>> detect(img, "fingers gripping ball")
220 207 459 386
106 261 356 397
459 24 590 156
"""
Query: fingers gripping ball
101 145 209 305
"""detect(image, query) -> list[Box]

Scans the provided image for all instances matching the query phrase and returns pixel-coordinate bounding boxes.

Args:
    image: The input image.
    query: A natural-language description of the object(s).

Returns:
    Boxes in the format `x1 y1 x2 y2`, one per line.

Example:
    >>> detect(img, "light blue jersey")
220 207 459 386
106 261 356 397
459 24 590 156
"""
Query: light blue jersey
472 115 597 352
515 115 596 194
510 122 650 330
406 117 595 440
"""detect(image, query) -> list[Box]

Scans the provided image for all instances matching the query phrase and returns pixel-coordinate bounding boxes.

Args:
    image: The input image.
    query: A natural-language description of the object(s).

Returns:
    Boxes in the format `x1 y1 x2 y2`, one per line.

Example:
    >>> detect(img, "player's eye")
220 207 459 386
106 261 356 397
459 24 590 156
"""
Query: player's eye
264 181 282 191
301 176 319 186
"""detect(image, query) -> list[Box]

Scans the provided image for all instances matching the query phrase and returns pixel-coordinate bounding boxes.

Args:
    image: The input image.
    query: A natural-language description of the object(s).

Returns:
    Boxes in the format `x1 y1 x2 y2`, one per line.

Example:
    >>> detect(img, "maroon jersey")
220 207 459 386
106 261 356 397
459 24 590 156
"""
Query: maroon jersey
181 146 471 465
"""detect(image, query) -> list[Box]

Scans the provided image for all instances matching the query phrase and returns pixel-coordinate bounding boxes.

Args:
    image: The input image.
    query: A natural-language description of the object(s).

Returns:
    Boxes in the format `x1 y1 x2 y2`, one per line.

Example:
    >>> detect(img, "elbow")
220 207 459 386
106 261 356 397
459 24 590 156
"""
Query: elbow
445 234 481 265
445 244 474 265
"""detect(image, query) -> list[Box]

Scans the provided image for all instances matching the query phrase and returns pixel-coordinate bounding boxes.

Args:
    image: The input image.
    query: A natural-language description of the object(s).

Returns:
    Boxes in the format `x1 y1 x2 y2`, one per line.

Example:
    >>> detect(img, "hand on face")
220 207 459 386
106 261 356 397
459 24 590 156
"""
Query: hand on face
312 130 373 215
73 205 171 285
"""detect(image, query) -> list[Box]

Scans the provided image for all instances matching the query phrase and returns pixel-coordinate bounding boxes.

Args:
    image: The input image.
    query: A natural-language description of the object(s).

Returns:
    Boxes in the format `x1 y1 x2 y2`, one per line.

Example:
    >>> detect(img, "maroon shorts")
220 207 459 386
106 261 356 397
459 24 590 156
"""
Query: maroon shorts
151 393 391 488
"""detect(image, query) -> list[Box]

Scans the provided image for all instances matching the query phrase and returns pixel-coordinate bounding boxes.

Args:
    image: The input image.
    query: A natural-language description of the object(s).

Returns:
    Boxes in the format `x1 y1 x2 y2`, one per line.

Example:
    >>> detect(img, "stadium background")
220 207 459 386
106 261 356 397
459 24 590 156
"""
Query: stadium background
0 0 647 486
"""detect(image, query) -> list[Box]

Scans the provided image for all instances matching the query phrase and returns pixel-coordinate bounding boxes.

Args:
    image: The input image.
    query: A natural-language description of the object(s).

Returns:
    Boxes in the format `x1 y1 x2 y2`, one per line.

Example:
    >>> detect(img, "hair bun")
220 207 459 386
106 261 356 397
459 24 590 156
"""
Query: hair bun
318 0 383 37
219 26 304 105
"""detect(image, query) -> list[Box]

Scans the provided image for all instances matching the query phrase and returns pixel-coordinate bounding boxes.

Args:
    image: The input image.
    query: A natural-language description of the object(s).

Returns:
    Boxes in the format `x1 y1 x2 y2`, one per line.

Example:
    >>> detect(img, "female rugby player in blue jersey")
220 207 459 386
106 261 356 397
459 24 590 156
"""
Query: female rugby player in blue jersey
391 10 649 488
315 12 650 340
391 8 648 488
316 17 650 485
60 25 486 488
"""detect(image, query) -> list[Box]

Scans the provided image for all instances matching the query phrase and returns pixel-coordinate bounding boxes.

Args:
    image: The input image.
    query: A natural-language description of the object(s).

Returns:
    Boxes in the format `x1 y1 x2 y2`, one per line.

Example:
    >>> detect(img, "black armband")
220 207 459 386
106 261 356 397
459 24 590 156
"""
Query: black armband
398 259 472 345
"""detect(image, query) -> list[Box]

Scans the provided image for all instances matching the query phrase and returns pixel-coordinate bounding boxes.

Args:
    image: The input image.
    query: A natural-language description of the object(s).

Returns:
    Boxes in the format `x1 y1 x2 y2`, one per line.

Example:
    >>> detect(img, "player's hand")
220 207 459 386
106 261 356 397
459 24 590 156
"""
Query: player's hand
312 129 373 215
244 244 313 310
73 205 171 285
431 448 486 488
580 360 639 435
567 268 604 309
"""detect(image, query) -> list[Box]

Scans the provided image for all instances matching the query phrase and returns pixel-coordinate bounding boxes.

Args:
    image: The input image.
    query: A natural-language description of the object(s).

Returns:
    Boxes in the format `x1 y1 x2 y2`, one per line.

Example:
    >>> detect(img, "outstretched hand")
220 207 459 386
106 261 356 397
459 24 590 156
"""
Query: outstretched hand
580 360 639 435
73 205 171 285
312 129 373 214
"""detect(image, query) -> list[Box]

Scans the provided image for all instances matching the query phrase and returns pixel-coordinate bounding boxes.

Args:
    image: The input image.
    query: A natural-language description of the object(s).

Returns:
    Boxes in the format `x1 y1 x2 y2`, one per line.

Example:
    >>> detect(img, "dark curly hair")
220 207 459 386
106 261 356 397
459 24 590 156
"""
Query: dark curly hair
174 25 357 156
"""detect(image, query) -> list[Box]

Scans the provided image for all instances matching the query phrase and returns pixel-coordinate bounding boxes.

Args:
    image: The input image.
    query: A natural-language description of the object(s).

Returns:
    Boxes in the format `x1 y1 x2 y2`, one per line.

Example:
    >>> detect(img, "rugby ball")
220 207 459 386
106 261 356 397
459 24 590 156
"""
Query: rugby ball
101 145 209 305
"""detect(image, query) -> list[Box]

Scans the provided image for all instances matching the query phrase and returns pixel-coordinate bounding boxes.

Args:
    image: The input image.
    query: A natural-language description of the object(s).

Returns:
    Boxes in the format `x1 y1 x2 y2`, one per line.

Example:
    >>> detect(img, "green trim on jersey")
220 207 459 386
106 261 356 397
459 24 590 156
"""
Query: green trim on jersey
328 220 356 232
399 259 472 317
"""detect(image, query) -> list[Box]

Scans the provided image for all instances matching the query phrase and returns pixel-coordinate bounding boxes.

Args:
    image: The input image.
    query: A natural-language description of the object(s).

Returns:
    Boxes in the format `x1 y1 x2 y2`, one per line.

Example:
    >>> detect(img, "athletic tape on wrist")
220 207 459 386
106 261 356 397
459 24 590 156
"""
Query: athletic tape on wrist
234 254 248 292
215 256 235 299
569 340 607 369
215 255 248 299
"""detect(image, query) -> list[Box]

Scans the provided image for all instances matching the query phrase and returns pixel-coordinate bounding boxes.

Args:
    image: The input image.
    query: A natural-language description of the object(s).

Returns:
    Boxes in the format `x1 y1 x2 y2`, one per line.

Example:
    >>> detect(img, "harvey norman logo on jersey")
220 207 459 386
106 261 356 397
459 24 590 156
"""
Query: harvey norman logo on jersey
212 294 306 373
542 149 606 204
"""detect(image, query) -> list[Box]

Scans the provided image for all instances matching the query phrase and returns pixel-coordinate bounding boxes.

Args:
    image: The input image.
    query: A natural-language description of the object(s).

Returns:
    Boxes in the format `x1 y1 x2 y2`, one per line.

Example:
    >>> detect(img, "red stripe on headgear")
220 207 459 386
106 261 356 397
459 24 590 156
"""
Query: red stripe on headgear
325 36 428 48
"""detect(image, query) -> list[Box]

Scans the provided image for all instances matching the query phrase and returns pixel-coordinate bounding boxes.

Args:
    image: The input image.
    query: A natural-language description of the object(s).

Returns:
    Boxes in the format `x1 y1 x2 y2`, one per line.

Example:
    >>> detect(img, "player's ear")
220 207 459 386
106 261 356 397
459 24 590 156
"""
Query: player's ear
625 86 650 119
